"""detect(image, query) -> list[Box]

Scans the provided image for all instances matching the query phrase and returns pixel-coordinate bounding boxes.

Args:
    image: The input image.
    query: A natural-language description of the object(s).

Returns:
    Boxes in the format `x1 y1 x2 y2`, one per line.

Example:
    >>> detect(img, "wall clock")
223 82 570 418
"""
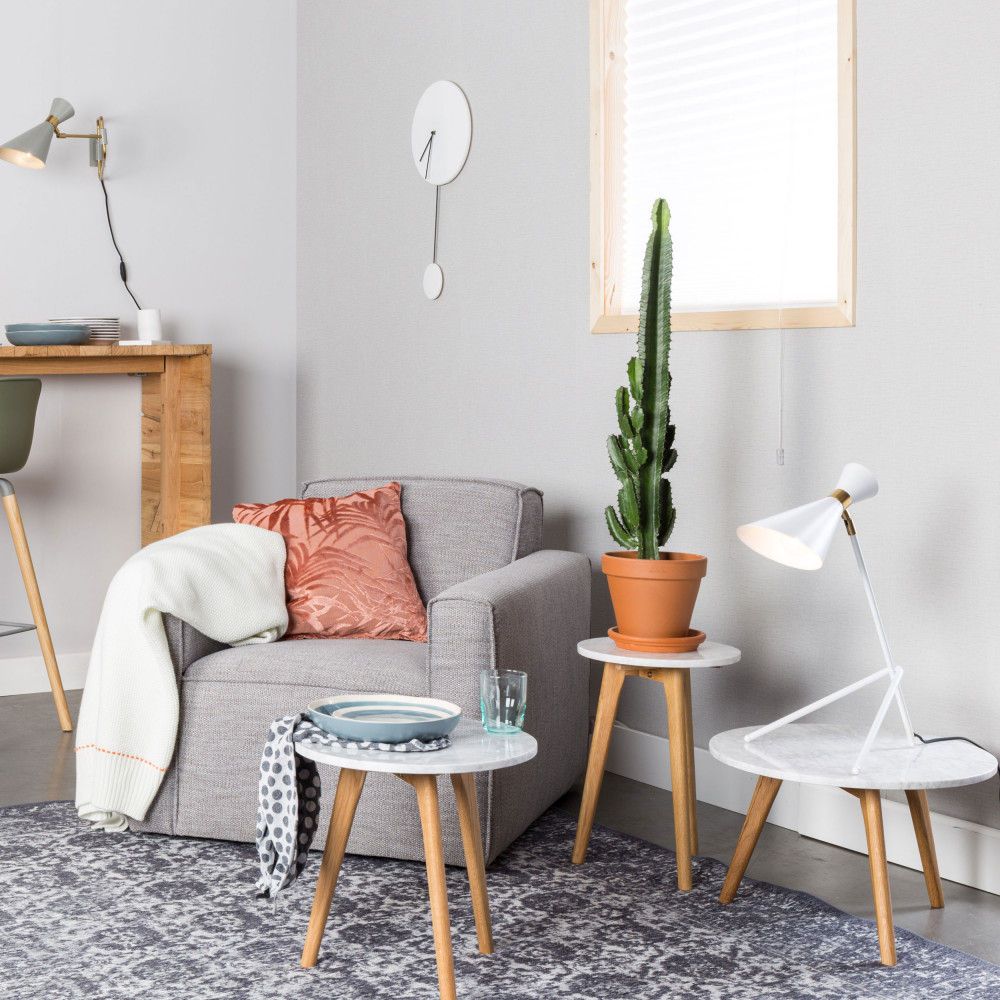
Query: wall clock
411 80 472 299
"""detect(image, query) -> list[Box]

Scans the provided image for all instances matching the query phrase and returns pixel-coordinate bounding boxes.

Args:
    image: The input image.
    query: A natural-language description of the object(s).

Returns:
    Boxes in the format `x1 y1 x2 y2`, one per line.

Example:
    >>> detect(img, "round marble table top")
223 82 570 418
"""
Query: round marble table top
294 718 537 776
710 723 998 790
577 636 741 669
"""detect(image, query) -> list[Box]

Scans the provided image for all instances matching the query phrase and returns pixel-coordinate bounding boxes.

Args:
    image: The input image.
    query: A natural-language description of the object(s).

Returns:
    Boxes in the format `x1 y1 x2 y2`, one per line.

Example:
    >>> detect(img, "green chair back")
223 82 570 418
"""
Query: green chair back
0 377 41 476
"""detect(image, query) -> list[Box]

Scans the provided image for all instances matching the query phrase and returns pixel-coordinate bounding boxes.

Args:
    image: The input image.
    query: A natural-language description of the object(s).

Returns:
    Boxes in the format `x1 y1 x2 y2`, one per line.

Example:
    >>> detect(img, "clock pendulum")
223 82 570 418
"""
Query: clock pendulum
411 81 472 299
419 131 444 299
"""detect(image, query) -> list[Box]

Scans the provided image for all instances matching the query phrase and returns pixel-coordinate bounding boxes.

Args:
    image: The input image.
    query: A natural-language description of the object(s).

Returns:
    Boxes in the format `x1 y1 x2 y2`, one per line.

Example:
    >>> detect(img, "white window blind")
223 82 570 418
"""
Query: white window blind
620 0 839 314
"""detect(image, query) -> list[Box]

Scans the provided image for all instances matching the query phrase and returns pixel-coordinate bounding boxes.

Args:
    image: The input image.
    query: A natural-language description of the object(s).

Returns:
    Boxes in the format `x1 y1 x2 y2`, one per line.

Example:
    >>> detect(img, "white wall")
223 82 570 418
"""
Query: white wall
297 0 1000 831
0 0 297 693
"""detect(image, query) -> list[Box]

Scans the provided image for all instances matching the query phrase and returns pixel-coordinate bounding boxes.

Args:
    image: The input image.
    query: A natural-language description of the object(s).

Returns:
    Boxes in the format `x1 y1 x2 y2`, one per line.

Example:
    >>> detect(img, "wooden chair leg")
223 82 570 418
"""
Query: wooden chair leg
450 772 494 954
858 788 897 966
905 789 945 909
572 662 628 864
301 767 367 968
3 493 72 731
403 773 456 1000
719 775 783 903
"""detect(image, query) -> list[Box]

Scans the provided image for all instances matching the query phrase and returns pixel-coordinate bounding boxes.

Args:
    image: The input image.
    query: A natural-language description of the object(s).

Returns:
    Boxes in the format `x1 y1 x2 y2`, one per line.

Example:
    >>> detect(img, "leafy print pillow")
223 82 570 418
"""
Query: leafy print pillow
233 482 427 641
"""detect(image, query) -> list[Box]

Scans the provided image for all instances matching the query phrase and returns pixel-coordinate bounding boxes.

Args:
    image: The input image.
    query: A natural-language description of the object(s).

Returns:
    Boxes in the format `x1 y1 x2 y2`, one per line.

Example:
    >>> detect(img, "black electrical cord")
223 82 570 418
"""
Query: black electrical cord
913 732 989 753
913 732 999 805
99 174 142 310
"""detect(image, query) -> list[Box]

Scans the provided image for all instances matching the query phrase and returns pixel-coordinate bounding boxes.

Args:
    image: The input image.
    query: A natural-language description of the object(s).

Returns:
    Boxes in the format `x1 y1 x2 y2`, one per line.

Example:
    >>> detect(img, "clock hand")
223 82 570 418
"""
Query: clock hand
419 130 436 180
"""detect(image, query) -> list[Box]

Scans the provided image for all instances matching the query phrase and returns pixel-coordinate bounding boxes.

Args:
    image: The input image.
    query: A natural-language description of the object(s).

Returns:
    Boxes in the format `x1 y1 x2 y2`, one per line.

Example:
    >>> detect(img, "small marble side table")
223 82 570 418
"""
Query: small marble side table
572 637 742 890
297 719 537 1000
710 723 998 966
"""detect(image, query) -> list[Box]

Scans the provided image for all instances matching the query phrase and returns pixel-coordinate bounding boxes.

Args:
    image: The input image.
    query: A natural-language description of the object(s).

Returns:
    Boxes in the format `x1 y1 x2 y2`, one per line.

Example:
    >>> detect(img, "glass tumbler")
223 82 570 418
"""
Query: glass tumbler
479 669 527 735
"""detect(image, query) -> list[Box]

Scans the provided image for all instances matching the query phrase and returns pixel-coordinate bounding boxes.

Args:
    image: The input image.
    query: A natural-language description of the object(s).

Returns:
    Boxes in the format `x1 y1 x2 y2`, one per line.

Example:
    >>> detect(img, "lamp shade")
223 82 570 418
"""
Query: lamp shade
737 463 879 570
0 98 75 169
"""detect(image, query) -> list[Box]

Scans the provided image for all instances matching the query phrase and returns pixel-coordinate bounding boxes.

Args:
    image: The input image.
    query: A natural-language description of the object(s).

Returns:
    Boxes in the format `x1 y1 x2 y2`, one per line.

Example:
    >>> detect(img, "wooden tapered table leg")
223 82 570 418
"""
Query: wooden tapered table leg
572 640 742 881
662 667 695 890
681 668 699 855
857 788 897 966
295 722 537 994
905 789 945 909
572 662 630 864
719 775 783 904
403 774 457 1000
711 724 998 967
450 772 494 954
2 493 72 731
301 768 367 968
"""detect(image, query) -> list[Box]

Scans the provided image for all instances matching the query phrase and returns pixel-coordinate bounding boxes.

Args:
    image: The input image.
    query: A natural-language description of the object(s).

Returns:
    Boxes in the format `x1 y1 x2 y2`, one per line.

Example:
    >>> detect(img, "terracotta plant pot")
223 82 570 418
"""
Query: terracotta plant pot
602 551 708 653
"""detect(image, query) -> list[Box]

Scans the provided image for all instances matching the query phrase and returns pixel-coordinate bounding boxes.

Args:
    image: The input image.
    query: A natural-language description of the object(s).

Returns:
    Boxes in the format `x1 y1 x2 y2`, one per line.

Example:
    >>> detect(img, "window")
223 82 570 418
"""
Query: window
590 0 856 333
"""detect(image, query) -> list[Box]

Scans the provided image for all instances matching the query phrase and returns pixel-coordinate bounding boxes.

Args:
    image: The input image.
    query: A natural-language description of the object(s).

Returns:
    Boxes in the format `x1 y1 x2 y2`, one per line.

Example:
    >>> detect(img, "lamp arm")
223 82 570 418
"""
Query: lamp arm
843 512 916 743
48 115 107 179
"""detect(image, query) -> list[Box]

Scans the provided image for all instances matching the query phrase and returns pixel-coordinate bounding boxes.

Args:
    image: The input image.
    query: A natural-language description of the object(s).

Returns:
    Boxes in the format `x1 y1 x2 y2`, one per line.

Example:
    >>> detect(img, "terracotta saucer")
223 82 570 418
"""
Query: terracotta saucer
608 626 706 653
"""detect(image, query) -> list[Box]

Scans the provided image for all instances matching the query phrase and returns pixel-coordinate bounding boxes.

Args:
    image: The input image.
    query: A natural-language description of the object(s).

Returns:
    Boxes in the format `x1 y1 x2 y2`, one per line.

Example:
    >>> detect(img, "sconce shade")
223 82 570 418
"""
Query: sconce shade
0 98 75 169
737 463 879 571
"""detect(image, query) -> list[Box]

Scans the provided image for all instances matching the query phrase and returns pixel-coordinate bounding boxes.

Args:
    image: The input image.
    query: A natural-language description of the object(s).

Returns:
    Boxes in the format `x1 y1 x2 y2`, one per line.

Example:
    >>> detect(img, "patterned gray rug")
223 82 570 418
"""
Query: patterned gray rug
1 801 998 1000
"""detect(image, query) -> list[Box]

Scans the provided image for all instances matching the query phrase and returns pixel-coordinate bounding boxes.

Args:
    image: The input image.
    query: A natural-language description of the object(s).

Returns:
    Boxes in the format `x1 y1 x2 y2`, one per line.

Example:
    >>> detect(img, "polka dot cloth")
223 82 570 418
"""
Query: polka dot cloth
255 715 320 902
254 714 452 902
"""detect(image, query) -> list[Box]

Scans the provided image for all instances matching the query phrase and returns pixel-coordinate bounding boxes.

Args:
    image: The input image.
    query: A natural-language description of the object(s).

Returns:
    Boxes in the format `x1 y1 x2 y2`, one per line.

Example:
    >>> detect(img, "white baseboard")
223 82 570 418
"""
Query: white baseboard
604 720 1000 897
0 652 89 697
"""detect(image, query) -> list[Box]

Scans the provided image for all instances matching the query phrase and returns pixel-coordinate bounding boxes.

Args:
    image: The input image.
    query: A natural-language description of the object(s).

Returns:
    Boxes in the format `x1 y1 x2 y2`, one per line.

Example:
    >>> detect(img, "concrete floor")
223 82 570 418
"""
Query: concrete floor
5 689 1000 964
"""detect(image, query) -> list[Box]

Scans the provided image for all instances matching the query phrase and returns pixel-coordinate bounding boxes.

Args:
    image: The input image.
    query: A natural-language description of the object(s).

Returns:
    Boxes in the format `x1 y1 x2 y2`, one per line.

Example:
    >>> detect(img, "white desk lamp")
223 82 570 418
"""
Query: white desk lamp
737 463 916 774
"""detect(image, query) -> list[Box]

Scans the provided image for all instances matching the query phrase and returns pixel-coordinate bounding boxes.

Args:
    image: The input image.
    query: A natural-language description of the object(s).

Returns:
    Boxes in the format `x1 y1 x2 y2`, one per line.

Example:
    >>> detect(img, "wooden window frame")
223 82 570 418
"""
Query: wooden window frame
590 0 857 334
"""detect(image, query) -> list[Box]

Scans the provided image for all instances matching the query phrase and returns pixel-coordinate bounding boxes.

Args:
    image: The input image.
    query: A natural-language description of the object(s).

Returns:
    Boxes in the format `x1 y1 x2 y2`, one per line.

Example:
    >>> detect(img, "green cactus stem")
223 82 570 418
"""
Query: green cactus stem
605 198 676 560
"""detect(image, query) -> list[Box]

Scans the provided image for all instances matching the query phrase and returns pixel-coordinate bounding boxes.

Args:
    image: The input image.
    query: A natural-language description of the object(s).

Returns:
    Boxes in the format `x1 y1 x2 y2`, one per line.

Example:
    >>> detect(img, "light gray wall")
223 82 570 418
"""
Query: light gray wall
0 0 296 683
298 0 1000 827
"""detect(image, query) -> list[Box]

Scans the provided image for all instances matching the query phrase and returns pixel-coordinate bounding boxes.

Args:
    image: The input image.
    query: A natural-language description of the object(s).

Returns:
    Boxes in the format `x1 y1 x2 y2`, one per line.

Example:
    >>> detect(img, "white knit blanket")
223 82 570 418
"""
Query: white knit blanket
75 523 288 832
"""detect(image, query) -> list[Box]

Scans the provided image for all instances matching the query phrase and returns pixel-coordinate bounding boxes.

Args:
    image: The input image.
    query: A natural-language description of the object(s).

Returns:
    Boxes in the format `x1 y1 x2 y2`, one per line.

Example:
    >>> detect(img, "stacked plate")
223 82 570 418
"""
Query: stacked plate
48 317 120 344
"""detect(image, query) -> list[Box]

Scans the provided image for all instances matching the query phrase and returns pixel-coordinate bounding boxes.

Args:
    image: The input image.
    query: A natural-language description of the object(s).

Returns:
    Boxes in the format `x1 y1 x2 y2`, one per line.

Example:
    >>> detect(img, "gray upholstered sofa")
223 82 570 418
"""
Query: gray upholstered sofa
134 476 591 867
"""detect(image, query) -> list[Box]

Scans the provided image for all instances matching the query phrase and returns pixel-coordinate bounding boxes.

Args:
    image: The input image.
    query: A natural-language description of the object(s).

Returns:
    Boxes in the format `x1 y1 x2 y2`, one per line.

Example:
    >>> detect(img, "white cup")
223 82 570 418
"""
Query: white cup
137 308 162 341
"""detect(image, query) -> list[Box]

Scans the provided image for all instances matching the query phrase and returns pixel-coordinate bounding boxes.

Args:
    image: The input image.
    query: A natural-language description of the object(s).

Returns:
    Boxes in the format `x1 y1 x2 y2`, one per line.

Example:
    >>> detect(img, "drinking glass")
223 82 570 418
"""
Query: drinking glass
479 669 527 734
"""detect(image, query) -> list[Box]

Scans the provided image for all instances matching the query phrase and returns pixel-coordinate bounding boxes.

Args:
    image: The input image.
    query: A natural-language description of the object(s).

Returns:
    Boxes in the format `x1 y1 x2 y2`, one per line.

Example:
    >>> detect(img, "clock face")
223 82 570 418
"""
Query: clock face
411 81 472 186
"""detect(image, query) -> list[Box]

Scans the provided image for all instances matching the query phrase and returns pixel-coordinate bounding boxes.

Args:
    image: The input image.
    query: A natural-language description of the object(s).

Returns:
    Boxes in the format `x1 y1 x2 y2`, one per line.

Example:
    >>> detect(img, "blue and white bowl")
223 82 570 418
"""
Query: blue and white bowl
307 694 462 743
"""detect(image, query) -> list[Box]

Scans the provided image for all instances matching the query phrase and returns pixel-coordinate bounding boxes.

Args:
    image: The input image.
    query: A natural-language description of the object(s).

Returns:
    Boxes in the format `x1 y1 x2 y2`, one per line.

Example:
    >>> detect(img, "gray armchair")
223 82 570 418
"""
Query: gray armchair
133 476 591 867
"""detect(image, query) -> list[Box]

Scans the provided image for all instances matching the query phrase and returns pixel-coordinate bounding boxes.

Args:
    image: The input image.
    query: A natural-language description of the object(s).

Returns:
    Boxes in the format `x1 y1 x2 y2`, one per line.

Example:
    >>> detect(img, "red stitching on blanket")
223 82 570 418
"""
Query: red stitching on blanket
74 745 168 772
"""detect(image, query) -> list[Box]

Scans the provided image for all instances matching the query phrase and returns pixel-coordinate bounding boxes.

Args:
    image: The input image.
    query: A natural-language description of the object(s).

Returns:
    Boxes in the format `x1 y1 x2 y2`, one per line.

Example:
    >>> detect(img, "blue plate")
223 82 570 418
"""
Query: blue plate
307 694 462 743
5 324 91 346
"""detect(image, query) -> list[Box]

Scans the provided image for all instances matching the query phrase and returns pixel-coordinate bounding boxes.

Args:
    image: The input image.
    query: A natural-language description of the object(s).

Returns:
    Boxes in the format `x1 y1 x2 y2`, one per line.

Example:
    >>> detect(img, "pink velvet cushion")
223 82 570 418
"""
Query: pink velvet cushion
233 482 427 641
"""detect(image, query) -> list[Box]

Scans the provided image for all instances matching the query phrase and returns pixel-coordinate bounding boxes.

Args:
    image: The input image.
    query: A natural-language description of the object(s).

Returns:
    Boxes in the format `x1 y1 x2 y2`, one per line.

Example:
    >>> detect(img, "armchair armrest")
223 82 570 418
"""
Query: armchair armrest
426 549 592 716
162 612 228 681
428 549 592 858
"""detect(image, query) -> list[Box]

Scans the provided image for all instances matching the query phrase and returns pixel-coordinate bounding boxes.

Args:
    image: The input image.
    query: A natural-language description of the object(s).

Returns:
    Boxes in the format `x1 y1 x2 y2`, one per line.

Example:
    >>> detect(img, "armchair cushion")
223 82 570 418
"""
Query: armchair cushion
184 636 427 693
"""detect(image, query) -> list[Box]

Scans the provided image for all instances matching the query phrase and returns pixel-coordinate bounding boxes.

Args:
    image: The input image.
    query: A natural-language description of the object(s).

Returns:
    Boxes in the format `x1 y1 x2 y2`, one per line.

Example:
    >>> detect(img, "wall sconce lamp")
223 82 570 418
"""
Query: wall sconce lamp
0 97 144 310
737 463 916 774
0 98 107 178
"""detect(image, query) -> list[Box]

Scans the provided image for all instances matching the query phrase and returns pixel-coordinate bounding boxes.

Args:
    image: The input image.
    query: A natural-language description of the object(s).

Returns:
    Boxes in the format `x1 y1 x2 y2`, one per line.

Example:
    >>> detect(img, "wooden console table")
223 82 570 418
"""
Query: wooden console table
0 345 211 547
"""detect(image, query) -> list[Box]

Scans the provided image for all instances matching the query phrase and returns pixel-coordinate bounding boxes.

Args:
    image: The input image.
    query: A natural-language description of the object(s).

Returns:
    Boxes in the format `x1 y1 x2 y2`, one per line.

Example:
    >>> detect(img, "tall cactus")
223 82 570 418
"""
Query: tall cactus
605 198 676 559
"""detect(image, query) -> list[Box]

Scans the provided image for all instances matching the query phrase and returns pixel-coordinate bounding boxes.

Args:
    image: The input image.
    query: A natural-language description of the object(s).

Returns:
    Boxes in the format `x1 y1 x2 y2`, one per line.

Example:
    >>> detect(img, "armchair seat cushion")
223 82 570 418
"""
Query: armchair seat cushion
185 637 428 695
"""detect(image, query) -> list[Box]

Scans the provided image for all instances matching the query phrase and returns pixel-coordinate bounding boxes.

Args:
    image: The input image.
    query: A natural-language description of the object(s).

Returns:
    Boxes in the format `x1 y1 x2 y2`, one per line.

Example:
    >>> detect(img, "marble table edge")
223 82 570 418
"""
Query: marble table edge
709 724 998 790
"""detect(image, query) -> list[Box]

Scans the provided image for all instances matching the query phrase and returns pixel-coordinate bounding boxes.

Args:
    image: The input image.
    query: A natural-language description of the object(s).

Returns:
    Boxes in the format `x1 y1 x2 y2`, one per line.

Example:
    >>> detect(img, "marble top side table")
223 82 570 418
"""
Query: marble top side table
297 719 537 1000
710 723 998 966
572 637 742 890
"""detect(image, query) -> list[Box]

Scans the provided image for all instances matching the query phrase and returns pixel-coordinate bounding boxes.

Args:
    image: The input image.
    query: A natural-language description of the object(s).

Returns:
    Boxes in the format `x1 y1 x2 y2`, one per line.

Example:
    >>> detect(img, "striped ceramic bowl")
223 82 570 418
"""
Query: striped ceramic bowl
307 694 461 743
